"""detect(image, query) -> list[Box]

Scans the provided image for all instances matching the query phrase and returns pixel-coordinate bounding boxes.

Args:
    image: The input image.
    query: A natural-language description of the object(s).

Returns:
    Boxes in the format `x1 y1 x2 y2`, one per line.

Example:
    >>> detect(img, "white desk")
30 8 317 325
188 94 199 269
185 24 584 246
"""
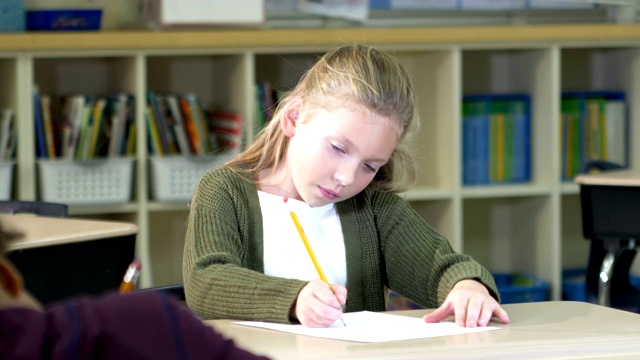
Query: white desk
1 214 138 250
207 301 640 359
1 214 138 304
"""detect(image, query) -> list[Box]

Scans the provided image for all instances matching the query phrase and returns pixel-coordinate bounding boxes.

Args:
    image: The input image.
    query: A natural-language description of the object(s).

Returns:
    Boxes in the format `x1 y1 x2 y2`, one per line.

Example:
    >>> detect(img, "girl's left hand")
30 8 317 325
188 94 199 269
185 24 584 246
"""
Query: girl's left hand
422 279 510 327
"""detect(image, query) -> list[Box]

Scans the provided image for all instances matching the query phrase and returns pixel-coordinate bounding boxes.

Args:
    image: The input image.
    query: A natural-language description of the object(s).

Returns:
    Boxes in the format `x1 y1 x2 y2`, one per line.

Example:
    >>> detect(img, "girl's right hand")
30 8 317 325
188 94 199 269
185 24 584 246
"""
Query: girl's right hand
293 280 347 327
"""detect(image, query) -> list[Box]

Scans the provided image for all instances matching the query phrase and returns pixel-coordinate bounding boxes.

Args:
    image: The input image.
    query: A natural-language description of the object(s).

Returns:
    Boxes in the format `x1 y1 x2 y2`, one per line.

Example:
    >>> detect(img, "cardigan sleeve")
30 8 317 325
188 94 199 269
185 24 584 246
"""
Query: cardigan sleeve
369 189 500 307
183 169 307 323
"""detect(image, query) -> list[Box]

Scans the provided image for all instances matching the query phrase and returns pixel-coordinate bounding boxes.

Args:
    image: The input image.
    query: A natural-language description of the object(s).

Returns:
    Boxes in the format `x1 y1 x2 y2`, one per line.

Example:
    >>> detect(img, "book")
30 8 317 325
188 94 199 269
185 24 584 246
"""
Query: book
462 101 477 185
489 100 507 183
126 122 136 156
510 98 530 183
88 98 107 159
474 100 490 185
107 94 129 158
604 99 626 166
33 87 47 158
146 105 163 156
76 97 95 160
186 94 214 155
462 98 490 185
463 95 530 185
0 109 13 160
585 97 605 162
198 100 218 155
560 96 582 180
40 94 56 159
156 94 179 155
147 91 171 155
178 96 201 155
503 100 515 183
65 95 87 160
165 95 192 156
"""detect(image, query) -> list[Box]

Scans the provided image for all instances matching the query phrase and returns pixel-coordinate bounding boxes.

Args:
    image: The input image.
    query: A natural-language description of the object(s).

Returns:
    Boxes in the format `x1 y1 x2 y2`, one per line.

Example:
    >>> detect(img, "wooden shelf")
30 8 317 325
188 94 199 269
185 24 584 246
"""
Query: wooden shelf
1 24 637 301
1 24 640 51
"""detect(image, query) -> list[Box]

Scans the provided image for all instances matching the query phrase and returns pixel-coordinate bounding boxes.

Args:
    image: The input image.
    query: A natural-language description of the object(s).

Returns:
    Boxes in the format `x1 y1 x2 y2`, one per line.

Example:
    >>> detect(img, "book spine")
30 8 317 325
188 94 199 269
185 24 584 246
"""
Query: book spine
462 101 475 185
146 105 163 156
476 100 490 185
33 89 47 158
166 95 192 156
147 91 171 155
0 109 13 160
179 96 201 156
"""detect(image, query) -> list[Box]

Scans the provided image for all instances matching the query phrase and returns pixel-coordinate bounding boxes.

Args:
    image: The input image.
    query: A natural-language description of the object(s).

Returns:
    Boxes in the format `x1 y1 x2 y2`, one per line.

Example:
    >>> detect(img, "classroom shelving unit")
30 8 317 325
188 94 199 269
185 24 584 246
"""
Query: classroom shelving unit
0 24 638 299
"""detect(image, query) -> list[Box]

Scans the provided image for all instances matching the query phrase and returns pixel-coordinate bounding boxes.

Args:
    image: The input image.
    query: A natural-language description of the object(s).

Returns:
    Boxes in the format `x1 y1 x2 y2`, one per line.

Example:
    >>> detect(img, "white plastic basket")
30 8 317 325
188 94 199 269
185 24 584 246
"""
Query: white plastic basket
0 161 14 200
38 157 134 205
149 152 235 202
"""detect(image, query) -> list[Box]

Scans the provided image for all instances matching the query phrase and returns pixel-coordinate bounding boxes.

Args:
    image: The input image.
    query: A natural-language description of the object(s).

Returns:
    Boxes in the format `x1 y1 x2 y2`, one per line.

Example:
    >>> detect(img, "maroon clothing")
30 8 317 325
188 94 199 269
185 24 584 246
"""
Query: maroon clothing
0 291 268 360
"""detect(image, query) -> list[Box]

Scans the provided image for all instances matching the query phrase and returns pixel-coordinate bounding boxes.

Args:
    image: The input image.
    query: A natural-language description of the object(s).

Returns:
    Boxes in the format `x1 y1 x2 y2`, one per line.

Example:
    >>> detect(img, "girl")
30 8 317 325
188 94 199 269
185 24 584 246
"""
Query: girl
183 44 509 328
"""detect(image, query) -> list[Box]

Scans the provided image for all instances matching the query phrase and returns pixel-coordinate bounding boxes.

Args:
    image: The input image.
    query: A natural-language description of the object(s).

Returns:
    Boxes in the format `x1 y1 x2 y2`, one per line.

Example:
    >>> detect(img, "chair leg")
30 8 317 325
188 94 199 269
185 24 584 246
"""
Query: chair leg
598 250 616 307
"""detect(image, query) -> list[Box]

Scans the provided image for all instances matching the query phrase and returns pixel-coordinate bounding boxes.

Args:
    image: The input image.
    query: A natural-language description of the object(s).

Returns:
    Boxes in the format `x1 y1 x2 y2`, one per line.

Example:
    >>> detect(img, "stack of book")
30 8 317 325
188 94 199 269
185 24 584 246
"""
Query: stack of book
0 109 16 161
256 81 280 130
560 91 627 181
462 94 531 186
146 92 243 156
33 88 136 160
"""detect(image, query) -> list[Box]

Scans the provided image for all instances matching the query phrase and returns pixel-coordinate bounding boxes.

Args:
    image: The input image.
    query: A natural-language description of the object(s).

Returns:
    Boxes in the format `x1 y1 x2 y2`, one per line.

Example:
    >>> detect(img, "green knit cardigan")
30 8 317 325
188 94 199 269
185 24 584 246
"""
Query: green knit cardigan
183 168 499 323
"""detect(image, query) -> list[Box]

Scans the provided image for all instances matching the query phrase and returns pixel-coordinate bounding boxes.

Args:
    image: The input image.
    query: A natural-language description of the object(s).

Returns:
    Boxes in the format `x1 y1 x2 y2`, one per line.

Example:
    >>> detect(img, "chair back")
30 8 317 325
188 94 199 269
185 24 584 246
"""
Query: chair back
0 200 68 217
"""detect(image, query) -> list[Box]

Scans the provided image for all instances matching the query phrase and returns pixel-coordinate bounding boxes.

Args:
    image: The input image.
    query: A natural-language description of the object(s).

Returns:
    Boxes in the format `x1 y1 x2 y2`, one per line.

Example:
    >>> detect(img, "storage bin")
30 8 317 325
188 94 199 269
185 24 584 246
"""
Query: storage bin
38 157 134 205
0 161 14 200
562 268 588 301
149 152 235 202
27 9 102 31
493 273 550 304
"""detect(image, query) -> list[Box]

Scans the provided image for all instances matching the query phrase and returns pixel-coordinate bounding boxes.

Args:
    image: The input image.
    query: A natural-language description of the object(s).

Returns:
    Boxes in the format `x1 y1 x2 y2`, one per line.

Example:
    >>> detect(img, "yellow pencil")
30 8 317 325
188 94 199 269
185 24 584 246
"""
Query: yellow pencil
284 197 346 327
119 258 141 294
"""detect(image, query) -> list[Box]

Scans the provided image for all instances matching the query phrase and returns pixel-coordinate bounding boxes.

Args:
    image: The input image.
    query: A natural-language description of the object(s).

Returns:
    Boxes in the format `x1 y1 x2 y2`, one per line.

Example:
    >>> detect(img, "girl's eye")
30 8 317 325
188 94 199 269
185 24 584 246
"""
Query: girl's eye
364 164 378 173
331 143 346 154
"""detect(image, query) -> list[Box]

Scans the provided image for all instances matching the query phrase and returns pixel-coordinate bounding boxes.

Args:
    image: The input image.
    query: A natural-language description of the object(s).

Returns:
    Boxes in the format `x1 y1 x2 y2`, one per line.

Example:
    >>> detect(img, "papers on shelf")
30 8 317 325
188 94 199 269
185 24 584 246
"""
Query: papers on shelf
235 311 500 343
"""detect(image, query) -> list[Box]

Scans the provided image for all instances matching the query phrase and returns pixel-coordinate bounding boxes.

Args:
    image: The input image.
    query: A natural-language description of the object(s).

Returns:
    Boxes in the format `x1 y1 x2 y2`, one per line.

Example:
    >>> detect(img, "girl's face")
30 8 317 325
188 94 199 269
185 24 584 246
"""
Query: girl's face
282 103 399 207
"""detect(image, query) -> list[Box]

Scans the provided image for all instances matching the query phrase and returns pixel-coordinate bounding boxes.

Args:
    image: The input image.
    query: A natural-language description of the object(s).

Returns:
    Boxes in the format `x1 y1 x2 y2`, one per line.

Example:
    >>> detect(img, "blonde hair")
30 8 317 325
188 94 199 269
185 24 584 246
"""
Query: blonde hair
226 44 418 193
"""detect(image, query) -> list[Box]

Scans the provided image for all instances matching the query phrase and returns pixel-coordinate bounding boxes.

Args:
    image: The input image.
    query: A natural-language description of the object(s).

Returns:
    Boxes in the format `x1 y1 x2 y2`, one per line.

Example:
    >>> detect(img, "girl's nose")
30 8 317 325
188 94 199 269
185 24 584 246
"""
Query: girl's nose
334 164 356 187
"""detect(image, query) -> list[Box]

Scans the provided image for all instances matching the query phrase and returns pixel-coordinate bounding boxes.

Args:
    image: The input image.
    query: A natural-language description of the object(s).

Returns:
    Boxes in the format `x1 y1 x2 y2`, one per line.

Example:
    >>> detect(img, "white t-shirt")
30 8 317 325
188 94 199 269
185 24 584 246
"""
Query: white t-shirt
259 191 347 286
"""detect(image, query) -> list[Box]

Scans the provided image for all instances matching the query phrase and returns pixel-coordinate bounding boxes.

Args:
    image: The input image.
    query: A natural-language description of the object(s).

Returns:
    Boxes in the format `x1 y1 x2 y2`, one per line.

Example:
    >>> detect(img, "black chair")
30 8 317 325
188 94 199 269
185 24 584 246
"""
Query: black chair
578 160 640 313
137 284 186 302
0 200 68 217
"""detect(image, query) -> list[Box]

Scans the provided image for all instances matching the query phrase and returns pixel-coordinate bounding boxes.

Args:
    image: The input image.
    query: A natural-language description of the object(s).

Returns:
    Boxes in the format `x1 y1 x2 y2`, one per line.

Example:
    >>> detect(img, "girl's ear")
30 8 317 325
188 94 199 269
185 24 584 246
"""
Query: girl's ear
0 259 23 298
281 100 302 138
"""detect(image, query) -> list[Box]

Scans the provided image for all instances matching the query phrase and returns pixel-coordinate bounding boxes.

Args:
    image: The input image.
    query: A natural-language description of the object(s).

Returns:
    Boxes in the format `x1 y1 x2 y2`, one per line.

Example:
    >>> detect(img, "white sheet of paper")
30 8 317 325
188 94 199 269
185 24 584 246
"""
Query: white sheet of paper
235 311 500 343
160 0 265 25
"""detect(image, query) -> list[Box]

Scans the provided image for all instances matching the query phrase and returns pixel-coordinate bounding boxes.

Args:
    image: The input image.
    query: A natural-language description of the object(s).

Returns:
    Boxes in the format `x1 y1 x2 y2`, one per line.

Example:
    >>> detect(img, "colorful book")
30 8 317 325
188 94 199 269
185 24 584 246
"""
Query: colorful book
604 99 626 166
40 95 56 159
179 96 202 156
165 95 192 156
0 109 13 160
64 95 87 159
33 88 47 158
146 105 163 156
107 94 129 157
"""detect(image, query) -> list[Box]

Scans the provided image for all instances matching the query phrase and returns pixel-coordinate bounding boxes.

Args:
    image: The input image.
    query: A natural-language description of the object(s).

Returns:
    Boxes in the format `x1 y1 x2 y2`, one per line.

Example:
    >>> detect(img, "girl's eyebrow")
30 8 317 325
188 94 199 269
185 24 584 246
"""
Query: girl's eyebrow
334 136 390 164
